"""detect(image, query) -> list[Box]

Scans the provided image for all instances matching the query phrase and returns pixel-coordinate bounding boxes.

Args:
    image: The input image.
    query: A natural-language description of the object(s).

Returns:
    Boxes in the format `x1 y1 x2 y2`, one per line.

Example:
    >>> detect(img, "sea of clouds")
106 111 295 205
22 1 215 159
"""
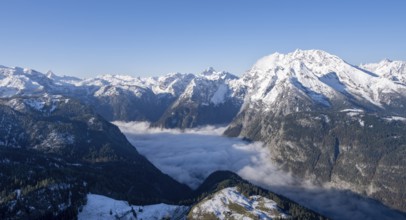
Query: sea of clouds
114 121 406 220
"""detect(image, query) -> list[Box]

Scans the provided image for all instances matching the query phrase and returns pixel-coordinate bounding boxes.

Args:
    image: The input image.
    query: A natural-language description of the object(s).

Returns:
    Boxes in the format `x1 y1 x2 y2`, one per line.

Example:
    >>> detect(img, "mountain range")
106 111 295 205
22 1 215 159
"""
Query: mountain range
0 65 245 128
1 49 406 218
1 50 405 126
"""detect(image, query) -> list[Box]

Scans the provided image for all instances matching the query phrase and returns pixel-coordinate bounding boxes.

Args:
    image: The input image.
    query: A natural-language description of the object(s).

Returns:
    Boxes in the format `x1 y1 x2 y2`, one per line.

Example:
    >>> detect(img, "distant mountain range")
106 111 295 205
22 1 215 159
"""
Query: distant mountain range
0 65 245 128
1 49 406 218
1 50 406 126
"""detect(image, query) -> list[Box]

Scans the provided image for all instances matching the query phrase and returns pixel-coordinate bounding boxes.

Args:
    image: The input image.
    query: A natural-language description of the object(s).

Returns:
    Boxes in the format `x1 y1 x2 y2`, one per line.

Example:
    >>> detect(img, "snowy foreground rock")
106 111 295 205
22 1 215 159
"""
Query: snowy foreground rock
188 187 289 220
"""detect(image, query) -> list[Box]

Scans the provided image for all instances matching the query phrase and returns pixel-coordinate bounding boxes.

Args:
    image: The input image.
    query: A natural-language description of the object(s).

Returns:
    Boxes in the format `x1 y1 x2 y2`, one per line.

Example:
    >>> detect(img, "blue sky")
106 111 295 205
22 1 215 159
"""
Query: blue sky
0 0 405 77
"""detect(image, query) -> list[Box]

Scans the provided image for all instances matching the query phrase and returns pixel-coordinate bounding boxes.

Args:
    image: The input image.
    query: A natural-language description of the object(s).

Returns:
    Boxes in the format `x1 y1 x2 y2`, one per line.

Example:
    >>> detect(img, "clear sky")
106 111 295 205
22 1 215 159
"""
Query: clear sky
0 0 405 77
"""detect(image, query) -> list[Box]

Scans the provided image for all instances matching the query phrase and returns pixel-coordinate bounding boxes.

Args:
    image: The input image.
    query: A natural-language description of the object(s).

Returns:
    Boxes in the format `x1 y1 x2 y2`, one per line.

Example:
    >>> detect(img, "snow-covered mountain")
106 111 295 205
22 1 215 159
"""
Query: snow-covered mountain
177 67 240 106
0 65 243 125
73 72 194 98
238 49 406 117
361 59 406 84
227 49 406 138
0 66 53 97
155 67 245 128
225 49 406 212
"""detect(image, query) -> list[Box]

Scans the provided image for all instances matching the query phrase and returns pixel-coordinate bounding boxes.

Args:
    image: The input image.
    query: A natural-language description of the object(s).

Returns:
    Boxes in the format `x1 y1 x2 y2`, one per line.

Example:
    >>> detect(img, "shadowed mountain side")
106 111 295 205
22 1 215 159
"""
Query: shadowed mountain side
0 97 193 219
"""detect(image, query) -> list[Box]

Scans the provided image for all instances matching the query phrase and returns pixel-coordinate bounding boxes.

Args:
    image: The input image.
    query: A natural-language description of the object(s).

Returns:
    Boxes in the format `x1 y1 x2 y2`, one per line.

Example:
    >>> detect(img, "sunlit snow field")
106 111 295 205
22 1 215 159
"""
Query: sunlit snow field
79 194 188 220
115 121 406 220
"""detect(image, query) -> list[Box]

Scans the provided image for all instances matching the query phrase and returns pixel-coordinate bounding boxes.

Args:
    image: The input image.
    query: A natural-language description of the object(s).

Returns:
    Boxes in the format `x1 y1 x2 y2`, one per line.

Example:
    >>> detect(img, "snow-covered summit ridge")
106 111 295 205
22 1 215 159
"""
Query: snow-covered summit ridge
251 49 344 73
199 67 237 80
242 49 406 112
0 65 238 98
361 59 406 84
201 66 216 76
0 65 51 97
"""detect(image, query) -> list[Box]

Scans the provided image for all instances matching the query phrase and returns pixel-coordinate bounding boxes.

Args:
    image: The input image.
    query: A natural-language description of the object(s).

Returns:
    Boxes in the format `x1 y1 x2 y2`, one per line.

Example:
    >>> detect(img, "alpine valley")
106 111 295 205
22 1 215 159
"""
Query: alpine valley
1 49 406 219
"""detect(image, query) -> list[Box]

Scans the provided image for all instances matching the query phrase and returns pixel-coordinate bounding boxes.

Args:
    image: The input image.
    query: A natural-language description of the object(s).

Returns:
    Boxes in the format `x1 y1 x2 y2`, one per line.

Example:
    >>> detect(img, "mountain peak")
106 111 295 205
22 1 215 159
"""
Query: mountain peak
201 67 216 76
264 49 334 58
198 67 237 81
360 58 406 84
46 70 56 78
381 58 393 63
10 66 25 74
251 49 343 75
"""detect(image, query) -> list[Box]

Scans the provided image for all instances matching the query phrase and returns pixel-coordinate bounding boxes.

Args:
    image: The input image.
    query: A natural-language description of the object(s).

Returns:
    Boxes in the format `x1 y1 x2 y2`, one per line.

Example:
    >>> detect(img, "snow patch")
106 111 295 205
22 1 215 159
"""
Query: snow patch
210 84 228 105
355 163 367 176
78 194 189 220
340 109 364 113
384 116 406 122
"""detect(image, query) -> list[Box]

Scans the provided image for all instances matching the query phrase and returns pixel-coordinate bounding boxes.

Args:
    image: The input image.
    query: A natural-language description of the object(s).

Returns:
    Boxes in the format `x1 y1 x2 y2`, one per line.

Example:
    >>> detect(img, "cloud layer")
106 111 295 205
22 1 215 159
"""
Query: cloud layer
115 121 406 220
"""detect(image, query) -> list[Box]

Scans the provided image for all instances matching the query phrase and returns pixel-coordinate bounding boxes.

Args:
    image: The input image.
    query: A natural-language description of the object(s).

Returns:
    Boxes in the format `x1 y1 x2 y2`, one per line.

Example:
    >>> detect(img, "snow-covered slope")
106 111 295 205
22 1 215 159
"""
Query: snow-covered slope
189 187 289 220
151 72 196 96
0 66 82 97
78 194 189 220
361 59 406 84
0 66 50 97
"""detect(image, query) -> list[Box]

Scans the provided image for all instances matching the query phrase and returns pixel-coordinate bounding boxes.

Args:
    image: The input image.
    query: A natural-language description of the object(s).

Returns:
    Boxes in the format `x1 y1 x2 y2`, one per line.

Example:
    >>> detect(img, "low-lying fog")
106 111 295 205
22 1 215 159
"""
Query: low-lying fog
114 121 406 220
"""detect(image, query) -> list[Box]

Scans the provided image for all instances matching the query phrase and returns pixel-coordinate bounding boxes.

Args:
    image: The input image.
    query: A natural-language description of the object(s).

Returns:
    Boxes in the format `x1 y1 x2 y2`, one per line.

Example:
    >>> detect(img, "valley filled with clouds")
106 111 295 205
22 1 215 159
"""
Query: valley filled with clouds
115 121 406 220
